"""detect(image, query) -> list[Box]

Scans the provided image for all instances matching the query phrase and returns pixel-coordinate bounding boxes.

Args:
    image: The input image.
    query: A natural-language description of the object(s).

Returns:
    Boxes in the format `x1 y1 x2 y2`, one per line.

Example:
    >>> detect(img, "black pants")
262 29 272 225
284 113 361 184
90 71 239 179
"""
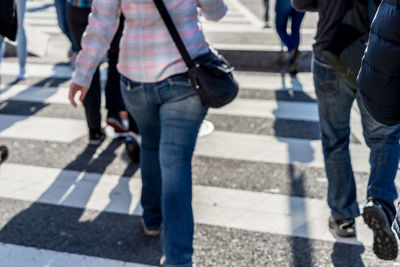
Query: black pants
66 4 138 133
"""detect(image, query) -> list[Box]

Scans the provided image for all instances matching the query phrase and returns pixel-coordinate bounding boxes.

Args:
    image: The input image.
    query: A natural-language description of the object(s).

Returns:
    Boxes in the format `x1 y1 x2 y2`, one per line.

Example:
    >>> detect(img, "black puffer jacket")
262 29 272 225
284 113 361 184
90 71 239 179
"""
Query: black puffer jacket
357 0 400 126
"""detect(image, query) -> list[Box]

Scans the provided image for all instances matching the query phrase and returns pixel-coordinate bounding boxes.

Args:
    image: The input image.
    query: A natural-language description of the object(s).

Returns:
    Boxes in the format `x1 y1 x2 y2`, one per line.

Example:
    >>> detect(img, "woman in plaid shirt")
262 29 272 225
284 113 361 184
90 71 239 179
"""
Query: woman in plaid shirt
69 0 227 266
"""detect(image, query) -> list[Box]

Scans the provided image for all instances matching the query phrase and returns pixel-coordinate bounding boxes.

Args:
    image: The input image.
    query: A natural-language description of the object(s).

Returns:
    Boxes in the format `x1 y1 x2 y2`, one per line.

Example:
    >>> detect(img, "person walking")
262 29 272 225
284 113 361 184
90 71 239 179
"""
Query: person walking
357 0 400 251
292 0 400 261
66 2 130 146
275 0 304 74
0 0 27 80
69 0 227 265
54 0 77 66
263 0 270 27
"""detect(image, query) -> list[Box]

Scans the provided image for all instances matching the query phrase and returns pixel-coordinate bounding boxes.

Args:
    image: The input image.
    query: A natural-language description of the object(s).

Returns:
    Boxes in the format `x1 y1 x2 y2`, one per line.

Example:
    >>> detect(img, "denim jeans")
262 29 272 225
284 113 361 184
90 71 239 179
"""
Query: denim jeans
0 0 27 70
120 73 207 267
312 55 400 220
54 0 76 52
275 0 304 52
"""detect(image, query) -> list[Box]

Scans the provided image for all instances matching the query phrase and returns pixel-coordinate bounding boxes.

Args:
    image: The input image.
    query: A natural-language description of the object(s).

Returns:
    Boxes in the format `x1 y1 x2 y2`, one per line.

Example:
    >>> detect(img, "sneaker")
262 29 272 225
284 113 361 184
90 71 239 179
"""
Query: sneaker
107 112 128 133
125 133 140 163
328 216 356 238
140 218 161 237
288 50 300 75
363 198 398 260
88 131 106 146
17 69 26 80
392 202 400 241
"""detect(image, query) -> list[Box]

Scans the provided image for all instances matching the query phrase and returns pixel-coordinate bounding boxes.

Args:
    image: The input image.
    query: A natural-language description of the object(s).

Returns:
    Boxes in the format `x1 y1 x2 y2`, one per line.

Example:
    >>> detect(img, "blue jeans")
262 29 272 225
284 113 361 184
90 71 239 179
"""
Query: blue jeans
54 0 76 52
0 0 27 69
120 73 208 267
312 55 400 220
275 0 304 52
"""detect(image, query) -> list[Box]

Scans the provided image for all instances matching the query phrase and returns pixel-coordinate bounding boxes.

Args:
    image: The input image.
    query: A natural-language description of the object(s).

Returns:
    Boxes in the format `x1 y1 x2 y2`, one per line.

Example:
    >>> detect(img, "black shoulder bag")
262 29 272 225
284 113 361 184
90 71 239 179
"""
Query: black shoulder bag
152 0 239 108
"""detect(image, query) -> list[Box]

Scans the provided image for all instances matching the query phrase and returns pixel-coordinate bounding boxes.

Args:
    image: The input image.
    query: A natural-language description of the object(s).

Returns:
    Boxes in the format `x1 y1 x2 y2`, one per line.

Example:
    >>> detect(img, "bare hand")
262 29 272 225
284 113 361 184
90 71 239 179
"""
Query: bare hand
69 82 88 108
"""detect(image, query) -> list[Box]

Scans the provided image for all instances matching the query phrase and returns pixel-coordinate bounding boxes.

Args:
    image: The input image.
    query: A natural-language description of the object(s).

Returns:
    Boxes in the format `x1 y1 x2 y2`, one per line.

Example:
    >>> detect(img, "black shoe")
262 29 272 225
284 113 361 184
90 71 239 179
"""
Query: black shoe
88 131 106 146
288 50 300 75
329 216 356 238
107 112 127 133
363 198 398 260
125 134 140 163
0 145 8 164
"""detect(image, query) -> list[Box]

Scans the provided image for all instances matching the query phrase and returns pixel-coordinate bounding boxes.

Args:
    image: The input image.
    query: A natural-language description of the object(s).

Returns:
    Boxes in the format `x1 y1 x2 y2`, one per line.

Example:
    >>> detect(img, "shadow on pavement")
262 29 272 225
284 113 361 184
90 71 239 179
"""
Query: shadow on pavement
0 140 162 265
331 242 365 267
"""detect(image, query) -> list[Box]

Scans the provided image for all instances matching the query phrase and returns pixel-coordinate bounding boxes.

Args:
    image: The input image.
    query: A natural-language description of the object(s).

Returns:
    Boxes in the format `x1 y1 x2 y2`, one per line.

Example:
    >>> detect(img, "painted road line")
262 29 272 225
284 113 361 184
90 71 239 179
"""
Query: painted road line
0 85 318 122
0 163 373 247
0 85 69 105
1 62 72 79
210 98 319 122
234 72 315 92
195 130 371 173
0 114 86 143
0 242 154 267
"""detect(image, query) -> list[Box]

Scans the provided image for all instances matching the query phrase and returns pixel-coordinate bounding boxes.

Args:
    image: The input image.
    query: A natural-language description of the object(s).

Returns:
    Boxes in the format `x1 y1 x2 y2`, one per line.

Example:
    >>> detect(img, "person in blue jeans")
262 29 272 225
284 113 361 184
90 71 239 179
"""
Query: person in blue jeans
293 0 400 261
275 0 304 75
68 0 227 265
0 0 27 79
357 0 400 258
54 0 77 64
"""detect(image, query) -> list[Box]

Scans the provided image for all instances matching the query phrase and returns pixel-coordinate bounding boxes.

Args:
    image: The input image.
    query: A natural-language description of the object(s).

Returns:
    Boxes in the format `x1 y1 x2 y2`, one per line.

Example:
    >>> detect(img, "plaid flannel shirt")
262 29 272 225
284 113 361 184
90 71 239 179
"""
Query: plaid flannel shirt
73 0 227 88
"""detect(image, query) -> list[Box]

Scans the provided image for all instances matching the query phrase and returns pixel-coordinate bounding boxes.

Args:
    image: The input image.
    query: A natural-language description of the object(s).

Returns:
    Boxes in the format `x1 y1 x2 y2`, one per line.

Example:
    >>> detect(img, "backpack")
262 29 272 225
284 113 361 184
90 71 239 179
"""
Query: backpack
0 0 18 41
321 0 380 88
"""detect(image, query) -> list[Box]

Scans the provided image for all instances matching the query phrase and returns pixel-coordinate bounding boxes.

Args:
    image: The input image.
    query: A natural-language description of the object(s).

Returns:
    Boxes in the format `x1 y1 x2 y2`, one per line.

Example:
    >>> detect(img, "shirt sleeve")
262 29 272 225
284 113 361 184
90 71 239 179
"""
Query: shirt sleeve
198 0 227 21
291 0 318 12
73 0 121 88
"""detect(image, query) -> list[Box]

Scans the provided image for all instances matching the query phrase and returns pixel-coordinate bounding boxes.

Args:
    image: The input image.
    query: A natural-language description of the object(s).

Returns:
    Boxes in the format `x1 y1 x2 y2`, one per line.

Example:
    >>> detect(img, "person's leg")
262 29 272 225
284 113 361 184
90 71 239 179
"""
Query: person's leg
275 0 295 51
357 92 400 208
54 0 76 52
312 55 359 220
105 15 125 114
290 9 305 51
16 0 27 78
358 90 400 260
263 0 269 23
67 5 102 135
120 75 162 230
159 74 207 266
0 36 4 65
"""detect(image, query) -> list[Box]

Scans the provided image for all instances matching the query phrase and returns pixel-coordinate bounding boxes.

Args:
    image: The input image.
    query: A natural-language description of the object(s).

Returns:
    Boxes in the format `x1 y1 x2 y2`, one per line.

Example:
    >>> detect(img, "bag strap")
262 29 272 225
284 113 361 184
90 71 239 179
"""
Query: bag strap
152 0 196 69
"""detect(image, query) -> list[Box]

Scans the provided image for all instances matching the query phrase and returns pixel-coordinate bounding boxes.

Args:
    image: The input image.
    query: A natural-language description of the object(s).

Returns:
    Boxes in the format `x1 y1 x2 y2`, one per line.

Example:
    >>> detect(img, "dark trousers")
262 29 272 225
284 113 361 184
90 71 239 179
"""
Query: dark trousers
275 0 305 52
263 0 269 22
66 4 126 132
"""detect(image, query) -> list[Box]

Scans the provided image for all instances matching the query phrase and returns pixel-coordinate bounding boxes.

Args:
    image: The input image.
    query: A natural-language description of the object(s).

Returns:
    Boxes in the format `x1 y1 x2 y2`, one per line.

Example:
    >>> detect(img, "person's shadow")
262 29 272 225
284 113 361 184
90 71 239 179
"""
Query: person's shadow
0 140 162 265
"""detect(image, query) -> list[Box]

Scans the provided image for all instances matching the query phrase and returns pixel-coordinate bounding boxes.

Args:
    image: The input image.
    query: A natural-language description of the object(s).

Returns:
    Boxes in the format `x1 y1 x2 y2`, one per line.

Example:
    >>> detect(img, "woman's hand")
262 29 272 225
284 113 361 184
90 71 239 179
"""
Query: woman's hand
69 82 88 108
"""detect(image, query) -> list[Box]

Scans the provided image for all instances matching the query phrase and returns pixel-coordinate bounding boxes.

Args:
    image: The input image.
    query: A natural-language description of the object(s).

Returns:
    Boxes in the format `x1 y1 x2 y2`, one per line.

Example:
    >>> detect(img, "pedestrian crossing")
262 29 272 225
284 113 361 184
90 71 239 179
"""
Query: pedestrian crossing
1 58 399 266
0 0 399 266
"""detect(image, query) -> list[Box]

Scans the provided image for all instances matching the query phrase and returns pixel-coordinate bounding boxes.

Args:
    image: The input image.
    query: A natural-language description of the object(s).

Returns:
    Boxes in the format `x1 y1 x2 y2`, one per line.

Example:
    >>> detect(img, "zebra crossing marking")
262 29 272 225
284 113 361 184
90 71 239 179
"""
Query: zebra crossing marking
0 163 375 247
0 242 154 267
0 114 87 143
